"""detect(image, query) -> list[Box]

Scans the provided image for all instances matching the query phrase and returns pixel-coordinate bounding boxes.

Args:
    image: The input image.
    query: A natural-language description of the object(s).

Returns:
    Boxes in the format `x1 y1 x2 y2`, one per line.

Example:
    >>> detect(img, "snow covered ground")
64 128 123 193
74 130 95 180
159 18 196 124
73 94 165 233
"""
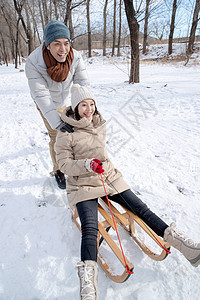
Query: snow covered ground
0 47 200 300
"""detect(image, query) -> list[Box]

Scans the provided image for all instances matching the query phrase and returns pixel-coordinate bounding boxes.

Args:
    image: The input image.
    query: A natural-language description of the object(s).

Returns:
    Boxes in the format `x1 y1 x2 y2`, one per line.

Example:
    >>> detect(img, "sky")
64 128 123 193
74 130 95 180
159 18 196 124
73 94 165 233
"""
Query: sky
72 0 199 40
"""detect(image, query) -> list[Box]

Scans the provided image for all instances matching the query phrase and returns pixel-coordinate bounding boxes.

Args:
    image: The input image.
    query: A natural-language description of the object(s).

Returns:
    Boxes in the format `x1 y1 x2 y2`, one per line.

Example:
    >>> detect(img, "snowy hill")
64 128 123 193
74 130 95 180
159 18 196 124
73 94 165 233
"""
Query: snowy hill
81 42 200 66
0 46 200 300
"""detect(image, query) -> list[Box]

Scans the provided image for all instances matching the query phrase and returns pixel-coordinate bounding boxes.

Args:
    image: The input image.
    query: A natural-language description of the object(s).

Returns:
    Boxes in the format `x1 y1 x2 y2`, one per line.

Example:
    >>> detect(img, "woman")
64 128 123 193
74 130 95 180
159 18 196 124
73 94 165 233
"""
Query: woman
55 84 200 300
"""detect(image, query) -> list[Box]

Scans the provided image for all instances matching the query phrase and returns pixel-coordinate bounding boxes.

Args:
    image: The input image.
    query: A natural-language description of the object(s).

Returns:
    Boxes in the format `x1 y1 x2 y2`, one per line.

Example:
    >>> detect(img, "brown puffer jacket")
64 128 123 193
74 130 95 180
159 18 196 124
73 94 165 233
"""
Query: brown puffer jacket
55 107 129 208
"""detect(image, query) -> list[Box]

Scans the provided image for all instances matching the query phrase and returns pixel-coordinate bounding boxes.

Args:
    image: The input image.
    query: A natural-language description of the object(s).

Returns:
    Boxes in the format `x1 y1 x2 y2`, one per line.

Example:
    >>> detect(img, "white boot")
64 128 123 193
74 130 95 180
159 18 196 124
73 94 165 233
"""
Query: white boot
77 260 99 300
164 222 200 267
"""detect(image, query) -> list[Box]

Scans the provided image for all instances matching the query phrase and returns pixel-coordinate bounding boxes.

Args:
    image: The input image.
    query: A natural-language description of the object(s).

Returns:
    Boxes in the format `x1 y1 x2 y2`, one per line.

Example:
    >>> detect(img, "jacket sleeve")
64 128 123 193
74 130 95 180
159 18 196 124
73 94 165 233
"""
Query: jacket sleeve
55 132 90 176
25 58 62 130
72 54 90 86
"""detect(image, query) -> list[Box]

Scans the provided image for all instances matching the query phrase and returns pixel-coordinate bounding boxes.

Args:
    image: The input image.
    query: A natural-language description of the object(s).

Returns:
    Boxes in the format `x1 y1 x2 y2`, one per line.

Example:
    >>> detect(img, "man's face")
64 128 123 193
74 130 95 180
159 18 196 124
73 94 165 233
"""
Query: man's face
47 38 70 63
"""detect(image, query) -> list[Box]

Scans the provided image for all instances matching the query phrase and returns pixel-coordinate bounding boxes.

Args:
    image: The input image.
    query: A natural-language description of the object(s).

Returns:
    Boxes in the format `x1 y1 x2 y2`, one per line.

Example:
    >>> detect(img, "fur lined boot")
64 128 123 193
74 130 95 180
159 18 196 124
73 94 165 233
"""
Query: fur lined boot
164 222 200 267
77 260 99 300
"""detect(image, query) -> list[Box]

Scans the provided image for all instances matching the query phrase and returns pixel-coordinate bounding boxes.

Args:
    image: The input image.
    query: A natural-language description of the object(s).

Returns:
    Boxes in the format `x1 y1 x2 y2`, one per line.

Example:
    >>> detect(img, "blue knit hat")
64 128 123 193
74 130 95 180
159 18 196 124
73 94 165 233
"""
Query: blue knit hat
44 20 70 47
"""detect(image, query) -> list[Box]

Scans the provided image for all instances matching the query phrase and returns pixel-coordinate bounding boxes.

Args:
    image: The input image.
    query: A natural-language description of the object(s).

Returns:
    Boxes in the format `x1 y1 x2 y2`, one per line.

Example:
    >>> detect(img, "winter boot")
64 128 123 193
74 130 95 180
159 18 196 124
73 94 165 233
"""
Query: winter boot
164 222 200 267
77 260 99 300
55 170 66 189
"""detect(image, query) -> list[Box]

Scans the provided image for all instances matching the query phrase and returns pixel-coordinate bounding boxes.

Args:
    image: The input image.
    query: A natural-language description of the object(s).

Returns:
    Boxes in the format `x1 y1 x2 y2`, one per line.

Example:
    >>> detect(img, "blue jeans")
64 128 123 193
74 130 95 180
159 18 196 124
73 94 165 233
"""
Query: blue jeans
76 189 168 262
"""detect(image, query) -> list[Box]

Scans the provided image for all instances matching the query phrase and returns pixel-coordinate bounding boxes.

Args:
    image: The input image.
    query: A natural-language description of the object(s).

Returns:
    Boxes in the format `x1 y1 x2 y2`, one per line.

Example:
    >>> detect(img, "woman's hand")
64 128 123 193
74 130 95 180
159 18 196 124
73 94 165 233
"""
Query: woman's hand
85 158 104 174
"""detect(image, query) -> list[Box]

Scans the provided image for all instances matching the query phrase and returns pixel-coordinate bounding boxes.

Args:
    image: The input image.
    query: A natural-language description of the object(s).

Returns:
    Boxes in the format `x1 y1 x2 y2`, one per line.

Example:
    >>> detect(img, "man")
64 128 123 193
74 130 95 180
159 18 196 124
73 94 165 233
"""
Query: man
25 20 89 189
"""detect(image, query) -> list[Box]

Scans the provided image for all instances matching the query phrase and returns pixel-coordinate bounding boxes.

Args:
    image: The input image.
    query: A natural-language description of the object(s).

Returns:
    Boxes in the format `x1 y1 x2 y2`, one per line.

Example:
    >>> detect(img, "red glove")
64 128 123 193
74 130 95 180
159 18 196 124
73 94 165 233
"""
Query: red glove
90 159 104 174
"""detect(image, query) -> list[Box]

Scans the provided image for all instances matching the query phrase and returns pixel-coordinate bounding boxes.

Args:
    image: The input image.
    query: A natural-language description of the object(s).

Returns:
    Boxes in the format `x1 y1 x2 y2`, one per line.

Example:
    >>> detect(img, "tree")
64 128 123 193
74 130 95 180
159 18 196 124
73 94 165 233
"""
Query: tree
64 1 86 46
41 0 49 25
64 0 74 41
103 0 108 56
112 0 116 56
168 0 178 55
143 0 150 54
123 0 140 83
0 32 8 65
24 1 34 53
53 0 59 20
86 0 91 57
117 0 122 56
1 3 16 61
28 0 42 45
150 20 169 41
38 0 45 30
187 0 200 56
13 0 35 56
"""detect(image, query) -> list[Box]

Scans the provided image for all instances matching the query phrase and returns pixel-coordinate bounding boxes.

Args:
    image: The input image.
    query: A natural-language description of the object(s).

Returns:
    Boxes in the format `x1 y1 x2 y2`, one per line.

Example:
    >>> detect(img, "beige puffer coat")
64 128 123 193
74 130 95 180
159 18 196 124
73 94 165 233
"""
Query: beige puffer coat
55 107 129 208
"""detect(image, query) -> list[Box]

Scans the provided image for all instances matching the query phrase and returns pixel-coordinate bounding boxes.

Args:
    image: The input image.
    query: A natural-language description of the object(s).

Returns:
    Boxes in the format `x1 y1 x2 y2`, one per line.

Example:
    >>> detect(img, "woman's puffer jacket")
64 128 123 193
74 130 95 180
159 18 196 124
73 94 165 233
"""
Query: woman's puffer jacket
55 107 129 208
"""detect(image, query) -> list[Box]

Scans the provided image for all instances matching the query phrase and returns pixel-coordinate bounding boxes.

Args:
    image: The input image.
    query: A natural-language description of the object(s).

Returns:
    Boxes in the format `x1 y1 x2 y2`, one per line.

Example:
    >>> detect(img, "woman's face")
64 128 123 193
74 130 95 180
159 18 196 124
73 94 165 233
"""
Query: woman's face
78 99 95 121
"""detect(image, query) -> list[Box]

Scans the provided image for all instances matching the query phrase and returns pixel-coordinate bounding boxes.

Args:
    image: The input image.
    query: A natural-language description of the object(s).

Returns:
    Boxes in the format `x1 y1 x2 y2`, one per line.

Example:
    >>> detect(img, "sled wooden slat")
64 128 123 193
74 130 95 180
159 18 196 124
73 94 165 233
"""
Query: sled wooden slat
101 196 130 228
98 203 119 230
98 222 133 269
72 196 170 283
97 252 133 283
72 208 81 231
124 210 169 250
100 197 170 261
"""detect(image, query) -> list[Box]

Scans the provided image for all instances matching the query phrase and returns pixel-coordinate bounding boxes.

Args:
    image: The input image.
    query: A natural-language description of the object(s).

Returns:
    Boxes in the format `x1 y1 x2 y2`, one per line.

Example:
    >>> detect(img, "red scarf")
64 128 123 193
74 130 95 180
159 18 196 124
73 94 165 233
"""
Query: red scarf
42 43 74 82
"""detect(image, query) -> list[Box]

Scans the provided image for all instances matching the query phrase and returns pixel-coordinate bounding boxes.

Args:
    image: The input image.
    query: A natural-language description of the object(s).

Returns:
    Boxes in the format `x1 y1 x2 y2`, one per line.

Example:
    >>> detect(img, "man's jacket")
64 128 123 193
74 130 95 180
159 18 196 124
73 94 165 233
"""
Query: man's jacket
25 43 89 129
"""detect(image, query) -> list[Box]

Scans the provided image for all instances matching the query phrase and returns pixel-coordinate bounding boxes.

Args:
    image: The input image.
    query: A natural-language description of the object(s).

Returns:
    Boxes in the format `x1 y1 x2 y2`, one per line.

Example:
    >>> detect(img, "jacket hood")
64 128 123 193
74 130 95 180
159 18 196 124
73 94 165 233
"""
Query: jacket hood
61 106 106 129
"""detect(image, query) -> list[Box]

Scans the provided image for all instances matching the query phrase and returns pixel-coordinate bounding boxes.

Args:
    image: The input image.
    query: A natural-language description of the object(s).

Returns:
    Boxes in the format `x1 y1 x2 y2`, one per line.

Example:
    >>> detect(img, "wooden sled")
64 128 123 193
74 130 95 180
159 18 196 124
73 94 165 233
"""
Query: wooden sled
72 196 170 283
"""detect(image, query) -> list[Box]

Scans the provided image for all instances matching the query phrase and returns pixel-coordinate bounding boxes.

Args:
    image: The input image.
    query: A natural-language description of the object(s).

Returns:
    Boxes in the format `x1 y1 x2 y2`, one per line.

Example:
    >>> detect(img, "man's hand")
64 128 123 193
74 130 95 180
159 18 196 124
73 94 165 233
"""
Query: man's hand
57 122 74 133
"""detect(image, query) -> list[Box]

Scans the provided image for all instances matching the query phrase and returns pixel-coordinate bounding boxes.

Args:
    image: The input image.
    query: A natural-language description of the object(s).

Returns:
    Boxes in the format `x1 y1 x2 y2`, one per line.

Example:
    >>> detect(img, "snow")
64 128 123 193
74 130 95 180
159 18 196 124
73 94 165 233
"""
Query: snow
0 45 200 300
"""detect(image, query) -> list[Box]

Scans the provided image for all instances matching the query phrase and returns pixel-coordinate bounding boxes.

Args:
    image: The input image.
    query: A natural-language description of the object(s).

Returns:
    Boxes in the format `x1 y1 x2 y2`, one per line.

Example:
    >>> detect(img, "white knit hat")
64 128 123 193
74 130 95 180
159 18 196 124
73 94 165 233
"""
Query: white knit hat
71 84 95 111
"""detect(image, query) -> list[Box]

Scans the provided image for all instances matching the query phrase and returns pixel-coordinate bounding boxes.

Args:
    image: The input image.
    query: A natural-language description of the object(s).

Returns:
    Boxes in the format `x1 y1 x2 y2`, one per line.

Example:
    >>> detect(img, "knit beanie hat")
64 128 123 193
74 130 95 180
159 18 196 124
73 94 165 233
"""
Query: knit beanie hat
71 84 95 111
44 20 70 47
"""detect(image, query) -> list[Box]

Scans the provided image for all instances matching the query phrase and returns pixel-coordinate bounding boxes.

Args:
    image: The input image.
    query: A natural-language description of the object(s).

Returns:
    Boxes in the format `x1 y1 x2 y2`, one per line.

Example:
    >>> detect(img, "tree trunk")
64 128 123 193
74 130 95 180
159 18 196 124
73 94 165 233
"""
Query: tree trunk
68 11 74 43
103 0 108 56
13 0 34 55
25 1 35 53
123 0 140 83
112 0 116 56
117 0 122 56
187 0 200 56
28 2 42 45
64 0 74 43
38 0 45 30
15 18 20 68
1 5 15 60
53 0 59 19
143 0 150 55
42 0 49 25
0 33 8 66
49 0 52 20
86 0 92 57
168 0 177 55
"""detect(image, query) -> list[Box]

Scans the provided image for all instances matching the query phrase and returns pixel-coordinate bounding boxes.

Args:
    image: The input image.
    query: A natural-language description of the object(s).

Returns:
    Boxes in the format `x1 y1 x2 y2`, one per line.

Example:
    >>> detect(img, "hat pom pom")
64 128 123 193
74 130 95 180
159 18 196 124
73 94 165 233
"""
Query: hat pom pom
71 84 81 94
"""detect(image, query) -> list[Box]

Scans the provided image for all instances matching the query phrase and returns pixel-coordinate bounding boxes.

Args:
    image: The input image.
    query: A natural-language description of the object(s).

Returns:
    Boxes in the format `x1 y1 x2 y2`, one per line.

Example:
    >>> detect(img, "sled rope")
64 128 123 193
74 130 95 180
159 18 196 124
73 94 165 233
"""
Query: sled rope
100 173 133 275
105 178 170 255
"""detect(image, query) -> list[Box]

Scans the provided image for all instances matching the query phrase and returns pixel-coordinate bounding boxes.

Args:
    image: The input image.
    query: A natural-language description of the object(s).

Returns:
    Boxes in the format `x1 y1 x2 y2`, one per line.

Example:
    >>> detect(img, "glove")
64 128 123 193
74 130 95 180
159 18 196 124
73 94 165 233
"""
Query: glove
57 122 74 133
85 158 104 174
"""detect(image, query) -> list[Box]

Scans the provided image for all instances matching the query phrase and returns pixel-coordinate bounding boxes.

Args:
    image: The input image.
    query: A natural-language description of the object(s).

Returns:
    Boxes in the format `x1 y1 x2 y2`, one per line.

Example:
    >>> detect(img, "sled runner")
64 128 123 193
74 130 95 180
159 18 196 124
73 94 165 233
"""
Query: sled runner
72 196 170 283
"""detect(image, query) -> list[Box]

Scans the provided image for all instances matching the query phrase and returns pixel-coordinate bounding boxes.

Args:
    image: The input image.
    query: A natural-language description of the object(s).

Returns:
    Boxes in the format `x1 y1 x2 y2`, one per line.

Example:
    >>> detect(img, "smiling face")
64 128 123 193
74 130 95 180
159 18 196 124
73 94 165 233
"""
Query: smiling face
47 38 70 62
78 99 96 121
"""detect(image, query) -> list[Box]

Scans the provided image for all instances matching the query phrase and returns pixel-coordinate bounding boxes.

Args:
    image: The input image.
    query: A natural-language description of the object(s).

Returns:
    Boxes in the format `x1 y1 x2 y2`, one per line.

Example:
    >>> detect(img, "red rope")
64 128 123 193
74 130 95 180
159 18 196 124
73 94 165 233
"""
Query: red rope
105 178 171 255
154 237 171 254
100 173 133 275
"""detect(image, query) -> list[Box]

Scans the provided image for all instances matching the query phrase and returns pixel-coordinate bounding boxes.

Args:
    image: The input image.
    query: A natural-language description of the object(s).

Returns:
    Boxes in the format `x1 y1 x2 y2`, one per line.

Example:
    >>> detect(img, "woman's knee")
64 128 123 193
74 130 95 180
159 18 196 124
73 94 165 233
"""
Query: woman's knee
76 199 98 234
